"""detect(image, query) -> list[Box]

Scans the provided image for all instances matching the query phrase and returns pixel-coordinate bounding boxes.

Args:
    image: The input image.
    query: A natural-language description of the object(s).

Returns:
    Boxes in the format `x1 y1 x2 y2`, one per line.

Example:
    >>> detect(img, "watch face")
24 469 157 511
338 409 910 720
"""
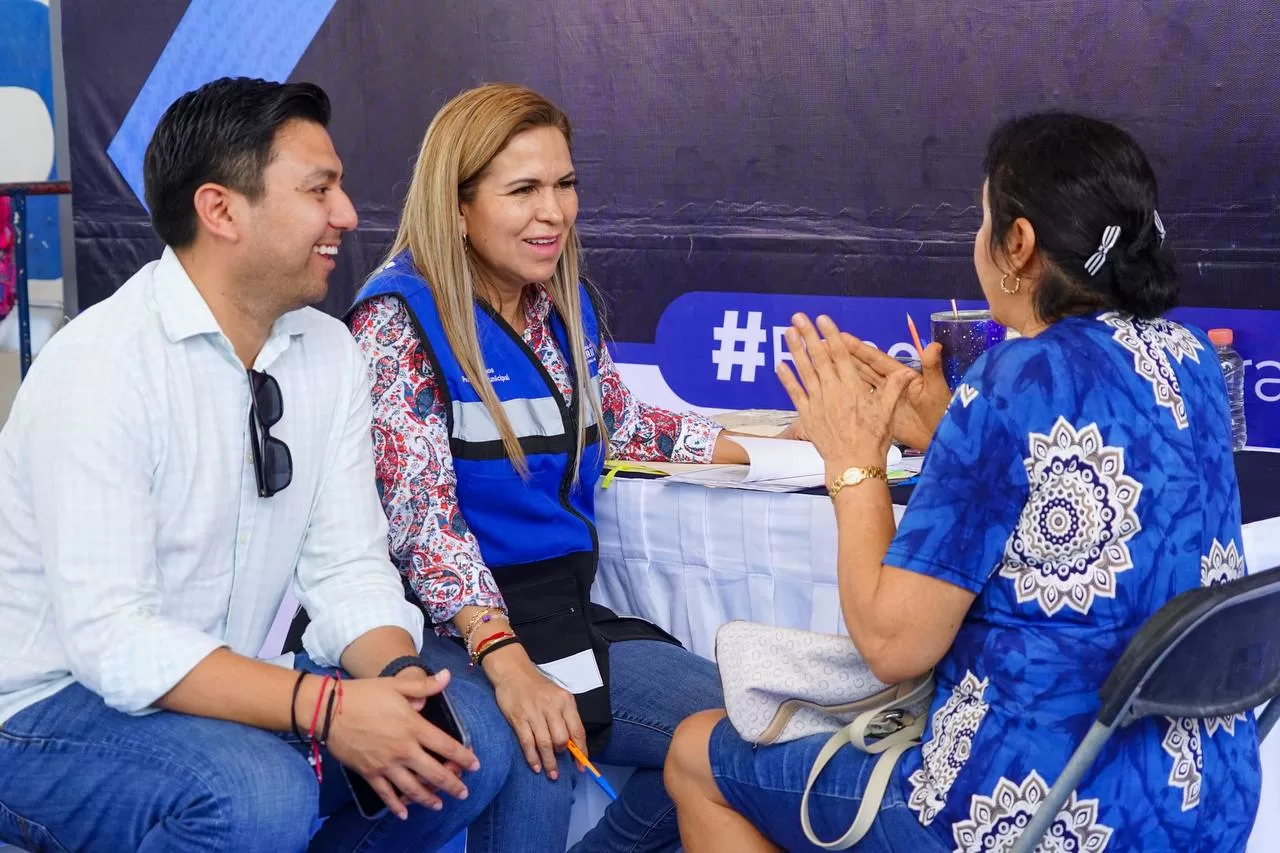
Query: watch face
844 467 865 485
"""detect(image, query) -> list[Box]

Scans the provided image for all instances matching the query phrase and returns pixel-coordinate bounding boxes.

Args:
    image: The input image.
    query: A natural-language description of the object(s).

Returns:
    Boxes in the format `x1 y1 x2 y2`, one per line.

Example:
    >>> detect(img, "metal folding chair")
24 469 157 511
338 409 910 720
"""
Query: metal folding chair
1011 567 1280 853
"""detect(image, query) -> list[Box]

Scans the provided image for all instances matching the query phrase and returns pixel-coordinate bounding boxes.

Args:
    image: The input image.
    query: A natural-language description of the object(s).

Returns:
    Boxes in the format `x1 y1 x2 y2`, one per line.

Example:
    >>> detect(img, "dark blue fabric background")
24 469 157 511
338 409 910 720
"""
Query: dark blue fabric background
61 1 1280 434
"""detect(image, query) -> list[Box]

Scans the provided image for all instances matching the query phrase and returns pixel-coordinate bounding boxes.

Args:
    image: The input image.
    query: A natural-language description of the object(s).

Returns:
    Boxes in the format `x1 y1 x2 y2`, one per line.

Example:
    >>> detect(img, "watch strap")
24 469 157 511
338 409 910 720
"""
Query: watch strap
828 465 887 499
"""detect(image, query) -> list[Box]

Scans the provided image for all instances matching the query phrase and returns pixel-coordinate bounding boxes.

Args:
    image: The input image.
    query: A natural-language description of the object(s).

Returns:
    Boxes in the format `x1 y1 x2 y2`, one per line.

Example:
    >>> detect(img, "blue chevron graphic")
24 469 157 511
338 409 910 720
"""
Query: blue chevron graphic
107 0 338 207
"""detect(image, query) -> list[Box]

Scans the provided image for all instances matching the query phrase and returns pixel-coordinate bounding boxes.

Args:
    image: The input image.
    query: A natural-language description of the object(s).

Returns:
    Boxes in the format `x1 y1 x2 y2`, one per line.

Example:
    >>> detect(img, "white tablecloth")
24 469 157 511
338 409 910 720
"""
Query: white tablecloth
590 475 1280 853
593 478 1280 657
593 480 868 660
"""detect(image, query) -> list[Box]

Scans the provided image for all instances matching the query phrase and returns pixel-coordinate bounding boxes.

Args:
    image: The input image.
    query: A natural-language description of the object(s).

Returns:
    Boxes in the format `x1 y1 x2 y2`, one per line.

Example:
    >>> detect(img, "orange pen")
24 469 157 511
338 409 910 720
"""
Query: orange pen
906 313 925 356
567 739 618 800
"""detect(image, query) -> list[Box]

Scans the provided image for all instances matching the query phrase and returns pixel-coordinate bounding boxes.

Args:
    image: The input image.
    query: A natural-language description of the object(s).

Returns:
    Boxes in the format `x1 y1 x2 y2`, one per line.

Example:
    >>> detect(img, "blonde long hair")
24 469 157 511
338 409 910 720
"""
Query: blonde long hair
385 83 603 477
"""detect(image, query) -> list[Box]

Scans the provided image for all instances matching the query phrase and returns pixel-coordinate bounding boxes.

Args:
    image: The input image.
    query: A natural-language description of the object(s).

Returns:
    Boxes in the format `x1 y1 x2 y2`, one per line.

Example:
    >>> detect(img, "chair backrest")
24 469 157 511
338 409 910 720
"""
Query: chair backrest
1097 567 1280 727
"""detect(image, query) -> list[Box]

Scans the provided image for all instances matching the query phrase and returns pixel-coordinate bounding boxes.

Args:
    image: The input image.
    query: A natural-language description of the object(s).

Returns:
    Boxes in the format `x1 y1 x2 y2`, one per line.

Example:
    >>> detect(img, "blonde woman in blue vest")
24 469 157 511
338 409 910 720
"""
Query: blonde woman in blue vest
348 83 742 852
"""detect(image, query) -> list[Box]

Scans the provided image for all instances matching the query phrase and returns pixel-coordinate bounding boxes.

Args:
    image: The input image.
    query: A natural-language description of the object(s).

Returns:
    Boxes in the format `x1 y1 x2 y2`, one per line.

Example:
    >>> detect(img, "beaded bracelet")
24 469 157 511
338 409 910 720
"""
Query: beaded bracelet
466 617 512 657
462 607 508 647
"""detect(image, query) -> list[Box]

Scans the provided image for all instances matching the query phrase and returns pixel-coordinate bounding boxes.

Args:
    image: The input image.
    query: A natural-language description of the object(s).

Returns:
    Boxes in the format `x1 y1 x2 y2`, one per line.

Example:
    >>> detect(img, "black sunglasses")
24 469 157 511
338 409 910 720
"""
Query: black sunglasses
248 369 293 498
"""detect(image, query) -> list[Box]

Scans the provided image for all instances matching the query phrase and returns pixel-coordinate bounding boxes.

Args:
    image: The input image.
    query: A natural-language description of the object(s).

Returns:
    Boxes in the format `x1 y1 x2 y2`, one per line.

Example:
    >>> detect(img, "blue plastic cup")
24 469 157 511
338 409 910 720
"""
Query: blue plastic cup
930 310 1006 389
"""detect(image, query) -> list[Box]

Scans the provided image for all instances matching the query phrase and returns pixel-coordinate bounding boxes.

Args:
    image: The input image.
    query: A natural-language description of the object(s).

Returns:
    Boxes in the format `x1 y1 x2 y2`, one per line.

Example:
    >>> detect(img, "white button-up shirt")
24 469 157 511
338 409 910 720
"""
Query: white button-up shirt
0 248 423 724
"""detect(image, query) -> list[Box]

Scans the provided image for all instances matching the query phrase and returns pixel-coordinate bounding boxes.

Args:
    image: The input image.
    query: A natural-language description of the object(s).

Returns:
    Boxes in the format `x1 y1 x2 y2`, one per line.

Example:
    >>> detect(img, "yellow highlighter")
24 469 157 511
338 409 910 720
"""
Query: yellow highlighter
567 739 619 801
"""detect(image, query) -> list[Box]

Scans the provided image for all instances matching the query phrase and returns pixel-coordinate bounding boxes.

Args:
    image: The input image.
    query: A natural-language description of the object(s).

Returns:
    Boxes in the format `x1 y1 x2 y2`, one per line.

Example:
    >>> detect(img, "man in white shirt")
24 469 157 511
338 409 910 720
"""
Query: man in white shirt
0 77 510 852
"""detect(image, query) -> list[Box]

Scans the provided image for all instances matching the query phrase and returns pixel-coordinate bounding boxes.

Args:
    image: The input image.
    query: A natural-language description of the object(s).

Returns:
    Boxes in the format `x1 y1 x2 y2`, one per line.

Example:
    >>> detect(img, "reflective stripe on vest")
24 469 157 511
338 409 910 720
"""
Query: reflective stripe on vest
349 252 605 568
450 379 601 445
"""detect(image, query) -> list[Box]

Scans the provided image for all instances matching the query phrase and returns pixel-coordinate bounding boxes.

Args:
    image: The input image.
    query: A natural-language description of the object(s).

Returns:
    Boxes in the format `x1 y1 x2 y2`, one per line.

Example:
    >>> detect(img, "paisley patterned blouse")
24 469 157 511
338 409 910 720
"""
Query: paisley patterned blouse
350 291 721 633
886 312 1260 852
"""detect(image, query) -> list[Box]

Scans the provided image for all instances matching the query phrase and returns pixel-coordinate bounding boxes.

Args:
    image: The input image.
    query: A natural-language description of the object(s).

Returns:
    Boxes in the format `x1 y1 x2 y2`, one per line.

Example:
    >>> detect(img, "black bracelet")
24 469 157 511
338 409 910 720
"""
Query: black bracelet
289 670 308 741
320 677 340 744
380 655 430 679
475 637 521 665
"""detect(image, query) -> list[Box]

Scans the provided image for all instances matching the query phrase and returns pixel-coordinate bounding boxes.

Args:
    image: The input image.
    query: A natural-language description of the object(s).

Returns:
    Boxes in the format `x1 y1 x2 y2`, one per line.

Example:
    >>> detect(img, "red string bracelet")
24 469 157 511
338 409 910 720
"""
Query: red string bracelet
306 674 333 783
321 673 344 744
471 629 511 656
470 630 517 667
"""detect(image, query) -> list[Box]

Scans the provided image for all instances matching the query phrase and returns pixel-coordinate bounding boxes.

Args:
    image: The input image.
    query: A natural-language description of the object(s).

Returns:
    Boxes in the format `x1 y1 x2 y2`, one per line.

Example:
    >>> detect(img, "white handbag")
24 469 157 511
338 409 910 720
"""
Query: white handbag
715 620 935 850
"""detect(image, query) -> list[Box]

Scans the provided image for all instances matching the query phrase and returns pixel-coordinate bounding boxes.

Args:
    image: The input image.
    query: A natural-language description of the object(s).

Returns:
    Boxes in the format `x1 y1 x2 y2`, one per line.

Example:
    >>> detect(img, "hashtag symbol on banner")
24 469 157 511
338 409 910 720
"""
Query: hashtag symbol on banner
711 310 768 381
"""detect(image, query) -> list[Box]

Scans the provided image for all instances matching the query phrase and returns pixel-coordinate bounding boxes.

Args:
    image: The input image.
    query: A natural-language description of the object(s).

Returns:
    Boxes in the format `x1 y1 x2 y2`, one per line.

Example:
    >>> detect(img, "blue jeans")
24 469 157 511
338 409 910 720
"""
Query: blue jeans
0 652 511 853
707 717 949 853
417 635 723 853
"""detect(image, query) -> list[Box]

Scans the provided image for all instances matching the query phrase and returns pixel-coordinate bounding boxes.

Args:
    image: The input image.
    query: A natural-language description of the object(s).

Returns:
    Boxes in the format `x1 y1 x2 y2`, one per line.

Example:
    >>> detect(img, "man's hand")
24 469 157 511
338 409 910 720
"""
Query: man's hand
320 670 478 819
394 666 429 712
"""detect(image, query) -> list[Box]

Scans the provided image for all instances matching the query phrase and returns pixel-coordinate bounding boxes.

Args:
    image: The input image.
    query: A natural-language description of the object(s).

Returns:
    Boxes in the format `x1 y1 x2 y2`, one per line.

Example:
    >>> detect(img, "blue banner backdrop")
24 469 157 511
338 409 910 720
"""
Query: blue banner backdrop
63 1 1280 440
619 294 1280 445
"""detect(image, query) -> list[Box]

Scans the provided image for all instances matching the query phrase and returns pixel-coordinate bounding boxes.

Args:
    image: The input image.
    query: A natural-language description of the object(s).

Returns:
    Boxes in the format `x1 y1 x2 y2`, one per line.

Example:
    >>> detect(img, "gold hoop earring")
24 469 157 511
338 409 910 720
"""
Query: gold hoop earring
999 272 1022 295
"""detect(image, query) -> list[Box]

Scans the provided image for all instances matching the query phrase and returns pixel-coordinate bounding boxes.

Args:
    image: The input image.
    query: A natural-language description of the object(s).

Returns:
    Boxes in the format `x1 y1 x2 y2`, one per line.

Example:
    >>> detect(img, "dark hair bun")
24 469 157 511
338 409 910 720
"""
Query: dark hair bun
1106 229 1179 318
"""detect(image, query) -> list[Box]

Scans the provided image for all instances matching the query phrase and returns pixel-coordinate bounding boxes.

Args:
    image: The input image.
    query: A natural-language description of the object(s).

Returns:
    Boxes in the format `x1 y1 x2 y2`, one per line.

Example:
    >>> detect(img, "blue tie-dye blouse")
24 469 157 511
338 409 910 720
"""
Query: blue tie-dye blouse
885 312 1261 853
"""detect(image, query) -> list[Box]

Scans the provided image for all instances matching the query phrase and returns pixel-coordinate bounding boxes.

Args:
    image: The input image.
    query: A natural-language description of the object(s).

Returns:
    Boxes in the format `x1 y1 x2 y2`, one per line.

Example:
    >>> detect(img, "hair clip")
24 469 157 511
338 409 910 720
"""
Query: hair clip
1153 210 1165 245
1085 225 1121 276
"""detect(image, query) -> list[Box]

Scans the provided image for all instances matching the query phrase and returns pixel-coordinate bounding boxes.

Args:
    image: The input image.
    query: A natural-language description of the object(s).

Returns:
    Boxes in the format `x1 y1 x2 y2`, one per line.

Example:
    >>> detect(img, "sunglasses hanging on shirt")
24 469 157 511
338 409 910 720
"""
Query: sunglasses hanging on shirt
248 369 293 497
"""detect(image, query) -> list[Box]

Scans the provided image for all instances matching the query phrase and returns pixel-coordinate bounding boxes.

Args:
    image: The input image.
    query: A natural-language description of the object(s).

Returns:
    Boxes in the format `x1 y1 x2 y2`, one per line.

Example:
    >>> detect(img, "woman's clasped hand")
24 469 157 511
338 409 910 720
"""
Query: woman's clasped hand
776 313 952 463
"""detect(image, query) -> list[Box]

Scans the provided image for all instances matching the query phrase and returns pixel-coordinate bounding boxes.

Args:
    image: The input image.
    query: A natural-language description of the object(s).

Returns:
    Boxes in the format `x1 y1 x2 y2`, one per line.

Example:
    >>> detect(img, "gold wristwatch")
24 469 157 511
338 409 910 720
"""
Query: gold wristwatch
828 465 887 499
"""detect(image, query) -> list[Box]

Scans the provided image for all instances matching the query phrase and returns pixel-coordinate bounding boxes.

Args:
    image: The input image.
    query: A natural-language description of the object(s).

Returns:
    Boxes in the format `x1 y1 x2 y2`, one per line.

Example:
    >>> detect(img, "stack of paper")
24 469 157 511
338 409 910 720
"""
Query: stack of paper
663 436 906 492
709 409 798 437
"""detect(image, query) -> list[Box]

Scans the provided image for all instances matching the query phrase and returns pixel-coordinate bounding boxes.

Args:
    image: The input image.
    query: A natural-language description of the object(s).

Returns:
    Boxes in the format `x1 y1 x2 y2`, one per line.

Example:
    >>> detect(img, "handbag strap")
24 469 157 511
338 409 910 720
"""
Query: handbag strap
847 675 934 752
799 675 934 850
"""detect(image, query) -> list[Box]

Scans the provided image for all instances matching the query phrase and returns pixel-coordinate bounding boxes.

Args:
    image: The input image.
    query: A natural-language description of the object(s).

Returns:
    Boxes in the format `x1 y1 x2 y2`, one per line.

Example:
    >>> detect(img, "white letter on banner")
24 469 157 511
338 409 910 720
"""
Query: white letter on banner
711 310 767 382
773 326 794 367
886 342 920 362
1253 360 1280 403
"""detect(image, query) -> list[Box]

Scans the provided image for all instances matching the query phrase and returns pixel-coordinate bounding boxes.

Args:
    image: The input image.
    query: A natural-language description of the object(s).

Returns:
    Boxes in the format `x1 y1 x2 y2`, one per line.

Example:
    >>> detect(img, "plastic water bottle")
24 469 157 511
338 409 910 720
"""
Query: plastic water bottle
1208 328 1247 450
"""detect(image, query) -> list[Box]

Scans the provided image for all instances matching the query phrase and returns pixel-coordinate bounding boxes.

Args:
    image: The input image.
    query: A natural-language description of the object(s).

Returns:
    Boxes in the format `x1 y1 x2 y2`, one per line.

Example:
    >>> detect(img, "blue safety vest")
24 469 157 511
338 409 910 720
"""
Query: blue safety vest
353 251 634 750
356 251 606 568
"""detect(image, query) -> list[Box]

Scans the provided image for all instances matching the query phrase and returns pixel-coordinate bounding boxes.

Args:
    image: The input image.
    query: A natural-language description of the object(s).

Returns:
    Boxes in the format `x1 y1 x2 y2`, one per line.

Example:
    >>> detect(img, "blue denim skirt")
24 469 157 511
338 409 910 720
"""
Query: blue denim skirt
708 716 950 852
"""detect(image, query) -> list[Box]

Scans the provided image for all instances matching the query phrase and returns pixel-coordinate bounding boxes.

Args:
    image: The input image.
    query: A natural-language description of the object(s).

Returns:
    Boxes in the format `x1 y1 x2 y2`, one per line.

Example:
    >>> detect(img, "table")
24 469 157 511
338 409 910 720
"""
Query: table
589 448 1280 852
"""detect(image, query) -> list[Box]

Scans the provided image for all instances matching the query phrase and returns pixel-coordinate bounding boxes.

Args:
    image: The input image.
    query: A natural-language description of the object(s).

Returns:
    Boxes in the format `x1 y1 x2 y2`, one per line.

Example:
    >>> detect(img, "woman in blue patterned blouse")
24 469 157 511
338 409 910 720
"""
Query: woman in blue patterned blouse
665 112 1261 852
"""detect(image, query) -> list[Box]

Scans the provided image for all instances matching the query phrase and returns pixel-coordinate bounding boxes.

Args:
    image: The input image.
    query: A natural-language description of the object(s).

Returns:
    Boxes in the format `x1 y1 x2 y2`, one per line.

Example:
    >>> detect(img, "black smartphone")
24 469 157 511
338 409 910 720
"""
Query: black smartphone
343 684 472 820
